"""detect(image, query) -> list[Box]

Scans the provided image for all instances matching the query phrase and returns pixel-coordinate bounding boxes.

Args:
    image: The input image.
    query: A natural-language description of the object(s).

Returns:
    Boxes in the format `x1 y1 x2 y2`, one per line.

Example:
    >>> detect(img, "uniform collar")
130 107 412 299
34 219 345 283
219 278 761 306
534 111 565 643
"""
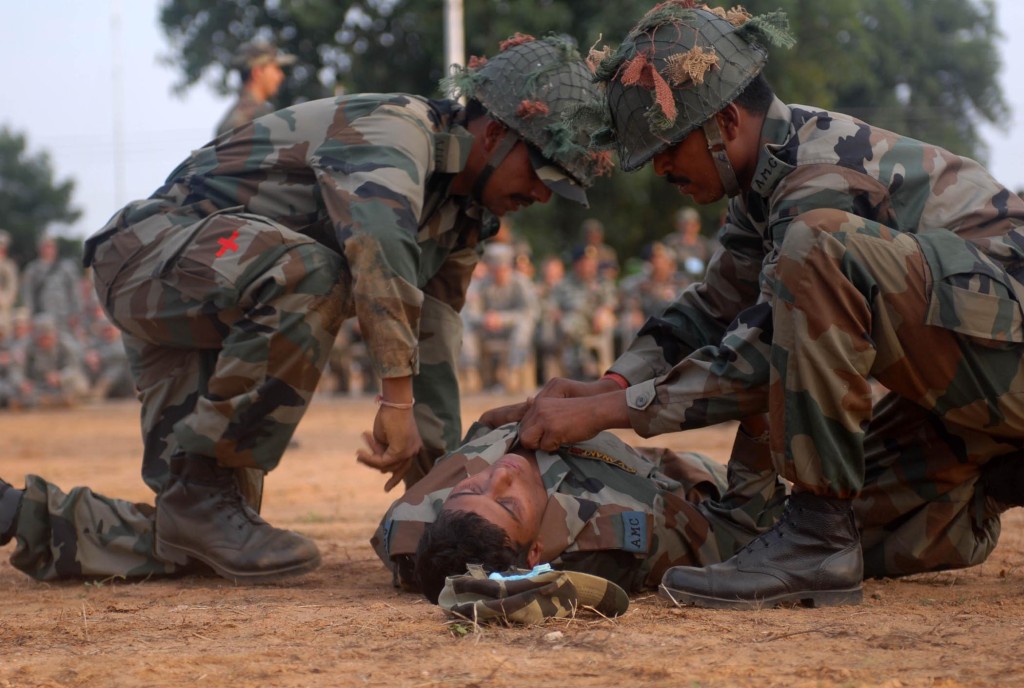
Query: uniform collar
749 96 797 199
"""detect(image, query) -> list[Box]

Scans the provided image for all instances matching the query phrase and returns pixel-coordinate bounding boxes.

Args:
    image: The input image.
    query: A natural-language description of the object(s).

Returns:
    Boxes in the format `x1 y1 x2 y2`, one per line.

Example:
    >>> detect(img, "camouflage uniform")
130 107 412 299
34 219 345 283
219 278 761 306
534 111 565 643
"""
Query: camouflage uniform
215 90 276 138
609 97 1024 573
0 336 19 408
461 249 537 388
373 422 786 593
19 256 81 329
20 317 89 407
0 231 18 331
550 257 619 379
6 94 486 580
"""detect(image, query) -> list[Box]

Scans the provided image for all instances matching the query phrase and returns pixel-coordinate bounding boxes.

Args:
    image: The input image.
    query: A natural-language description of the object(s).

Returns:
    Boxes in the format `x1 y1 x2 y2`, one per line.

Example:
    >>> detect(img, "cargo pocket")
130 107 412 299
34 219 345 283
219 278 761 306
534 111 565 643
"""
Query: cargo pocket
158 209 319 311
925 272 1024 344
917 230 1024 345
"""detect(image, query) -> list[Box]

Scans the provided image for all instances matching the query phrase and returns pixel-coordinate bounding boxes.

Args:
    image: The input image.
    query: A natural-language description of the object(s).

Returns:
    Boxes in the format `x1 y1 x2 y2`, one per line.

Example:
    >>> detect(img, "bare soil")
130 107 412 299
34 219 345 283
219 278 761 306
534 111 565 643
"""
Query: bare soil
1 394 1022 687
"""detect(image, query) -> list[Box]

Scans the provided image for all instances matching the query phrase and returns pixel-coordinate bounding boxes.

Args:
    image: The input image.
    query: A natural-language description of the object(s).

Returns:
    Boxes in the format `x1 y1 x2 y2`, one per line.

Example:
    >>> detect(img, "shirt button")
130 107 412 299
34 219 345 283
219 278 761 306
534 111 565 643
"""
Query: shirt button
635 395 647 405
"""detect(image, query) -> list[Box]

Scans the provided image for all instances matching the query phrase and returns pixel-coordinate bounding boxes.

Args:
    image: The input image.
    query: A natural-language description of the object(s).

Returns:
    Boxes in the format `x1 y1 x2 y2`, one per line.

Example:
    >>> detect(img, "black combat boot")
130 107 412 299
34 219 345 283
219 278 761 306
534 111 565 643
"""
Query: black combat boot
660 491 863 609
155 454 320 583
979 452 1024 510
0 478 24 546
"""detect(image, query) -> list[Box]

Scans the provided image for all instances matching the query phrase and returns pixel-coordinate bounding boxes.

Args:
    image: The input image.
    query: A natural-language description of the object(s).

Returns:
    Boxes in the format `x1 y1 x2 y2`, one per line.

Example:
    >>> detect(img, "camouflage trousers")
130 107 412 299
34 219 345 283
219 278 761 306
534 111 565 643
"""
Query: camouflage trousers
8 205 463 580
769 209 1024 498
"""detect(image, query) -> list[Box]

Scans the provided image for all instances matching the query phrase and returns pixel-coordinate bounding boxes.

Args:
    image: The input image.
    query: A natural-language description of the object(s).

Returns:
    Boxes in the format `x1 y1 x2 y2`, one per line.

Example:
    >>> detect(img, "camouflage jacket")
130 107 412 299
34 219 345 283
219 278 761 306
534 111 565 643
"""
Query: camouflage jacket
611 96 1024 437
372 422 785 593
0 256 18 311
20 258 81 321
90 94 487 379
214 89 275 137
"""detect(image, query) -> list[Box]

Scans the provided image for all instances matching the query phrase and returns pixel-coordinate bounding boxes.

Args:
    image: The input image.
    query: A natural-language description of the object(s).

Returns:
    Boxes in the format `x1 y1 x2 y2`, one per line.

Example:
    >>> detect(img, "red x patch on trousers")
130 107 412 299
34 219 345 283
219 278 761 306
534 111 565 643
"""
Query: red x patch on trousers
216 230 241 257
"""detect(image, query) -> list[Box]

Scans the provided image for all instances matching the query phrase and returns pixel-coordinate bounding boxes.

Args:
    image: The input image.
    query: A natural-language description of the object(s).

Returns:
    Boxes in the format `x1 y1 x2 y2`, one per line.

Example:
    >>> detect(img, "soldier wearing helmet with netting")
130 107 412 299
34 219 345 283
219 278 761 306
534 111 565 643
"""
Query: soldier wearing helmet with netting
509 2 1024 610
0 35 612 584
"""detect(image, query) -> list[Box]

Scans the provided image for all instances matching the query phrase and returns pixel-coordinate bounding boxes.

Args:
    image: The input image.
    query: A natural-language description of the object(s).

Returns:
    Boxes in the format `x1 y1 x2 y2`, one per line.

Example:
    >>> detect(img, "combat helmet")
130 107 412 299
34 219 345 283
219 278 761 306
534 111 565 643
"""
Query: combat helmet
593 2 794 188
444 34 614 206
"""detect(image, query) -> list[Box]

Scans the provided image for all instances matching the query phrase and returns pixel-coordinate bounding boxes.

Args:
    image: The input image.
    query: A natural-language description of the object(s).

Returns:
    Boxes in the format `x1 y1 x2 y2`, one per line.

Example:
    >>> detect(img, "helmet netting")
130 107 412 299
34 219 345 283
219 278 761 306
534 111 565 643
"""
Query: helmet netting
594 3 793 171
442 35 610 185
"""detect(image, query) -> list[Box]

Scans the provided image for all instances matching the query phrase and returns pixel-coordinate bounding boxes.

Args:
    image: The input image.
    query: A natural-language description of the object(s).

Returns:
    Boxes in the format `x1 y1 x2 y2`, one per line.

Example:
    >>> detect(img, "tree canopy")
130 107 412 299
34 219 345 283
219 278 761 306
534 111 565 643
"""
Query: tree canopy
0 127 81 266
159 0 1007 266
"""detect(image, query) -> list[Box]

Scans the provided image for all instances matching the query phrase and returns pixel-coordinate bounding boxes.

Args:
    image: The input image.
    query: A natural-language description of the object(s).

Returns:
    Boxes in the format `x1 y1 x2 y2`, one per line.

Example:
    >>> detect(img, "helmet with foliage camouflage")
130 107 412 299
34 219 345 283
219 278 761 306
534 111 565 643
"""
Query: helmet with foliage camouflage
592 2 794 173
443 34 614 206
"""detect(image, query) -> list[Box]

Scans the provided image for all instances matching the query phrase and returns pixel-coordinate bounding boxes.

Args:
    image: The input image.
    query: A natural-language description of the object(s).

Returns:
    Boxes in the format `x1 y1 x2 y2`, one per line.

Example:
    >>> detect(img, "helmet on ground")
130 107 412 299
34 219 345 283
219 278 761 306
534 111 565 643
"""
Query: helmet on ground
593 2 794 172
443 34 614 205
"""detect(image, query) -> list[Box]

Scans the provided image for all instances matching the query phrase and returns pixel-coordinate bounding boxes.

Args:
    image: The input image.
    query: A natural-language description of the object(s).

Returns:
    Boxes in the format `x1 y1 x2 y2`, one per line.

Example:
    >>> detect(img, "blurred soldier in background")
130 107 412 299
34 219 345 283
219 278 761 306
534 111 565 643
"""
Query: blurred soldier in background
214 41 297 137
616 241 688 349
551 245 618 380
461 244 537 393
17 314 89 408
19 235 81 334
663 207 712 285
0 230 18 332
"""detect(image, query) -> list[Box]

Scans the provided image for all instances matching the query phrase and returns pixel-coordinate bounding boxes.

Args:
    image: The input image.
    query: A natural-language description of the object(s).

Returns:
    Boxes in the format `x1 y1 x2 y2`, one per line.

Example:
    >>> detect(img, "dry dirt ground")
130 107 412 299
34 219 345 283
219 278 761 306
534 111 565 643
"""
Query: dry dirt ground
1 393 1023 688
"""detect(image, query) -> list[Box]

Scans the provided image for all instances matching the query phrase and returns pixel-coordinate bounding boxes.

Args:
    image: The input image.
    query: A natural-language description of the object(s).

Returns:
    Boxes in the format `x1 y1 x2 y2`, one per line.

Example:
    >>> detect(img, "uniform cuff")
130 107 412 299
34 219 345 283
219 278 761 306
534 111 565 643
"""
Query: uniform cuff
625 379 657 410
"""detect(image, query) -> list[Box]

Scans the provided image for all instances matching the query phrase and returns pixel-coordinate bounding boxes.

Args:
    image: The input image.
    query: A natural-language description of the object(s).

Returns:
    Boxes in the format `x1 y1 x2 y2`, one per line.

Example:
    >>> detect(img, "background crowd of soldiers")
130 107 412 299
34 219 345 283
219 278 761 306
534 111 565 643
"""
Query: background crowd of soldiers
0 231 133 410
0 200 719 411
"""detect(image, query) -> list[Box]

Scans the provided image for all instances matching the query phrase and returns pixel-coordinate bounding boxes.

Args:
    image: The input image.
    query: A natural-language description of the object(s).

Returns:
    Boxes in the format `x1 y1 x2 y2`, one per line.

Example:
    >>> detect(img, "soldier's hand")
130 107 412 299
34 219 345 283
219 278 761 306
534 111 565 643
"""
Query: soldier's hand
356 407 423 491
534 376 622 401
478 399 531 427
518 390 629 452
356 431 411 492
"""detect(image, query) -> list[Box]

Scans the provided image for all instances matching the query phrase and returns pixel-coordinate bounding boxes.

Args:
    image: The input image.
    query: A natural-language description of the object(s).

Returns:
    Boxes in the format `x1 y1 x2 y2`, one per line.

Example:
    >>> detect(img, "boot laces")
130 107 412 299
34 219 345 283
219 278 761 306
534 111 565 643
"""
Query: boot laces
214 486 263 529
740 499 803 553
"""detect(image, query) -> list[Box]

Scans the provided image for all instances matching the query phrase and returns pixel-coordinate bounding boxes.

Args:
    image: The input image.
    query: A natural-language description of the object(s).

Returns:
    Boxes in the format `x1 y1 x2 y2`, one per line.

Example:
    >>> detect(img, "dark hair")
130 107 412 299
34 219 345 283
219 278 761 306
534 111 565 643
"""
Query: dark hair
415 509 529 604
733 73 774 115
239 66 253 84
463 98 489 123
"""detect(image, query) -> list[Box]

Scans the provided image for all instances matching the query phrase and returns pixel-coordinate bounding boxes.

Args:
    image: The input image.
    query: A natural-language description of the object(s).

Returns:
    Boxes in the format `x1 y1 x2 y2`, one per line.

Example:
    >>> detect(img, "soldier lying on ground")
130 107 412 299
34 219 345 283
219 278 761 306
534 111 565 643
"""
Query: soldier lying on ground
371 399 1024 608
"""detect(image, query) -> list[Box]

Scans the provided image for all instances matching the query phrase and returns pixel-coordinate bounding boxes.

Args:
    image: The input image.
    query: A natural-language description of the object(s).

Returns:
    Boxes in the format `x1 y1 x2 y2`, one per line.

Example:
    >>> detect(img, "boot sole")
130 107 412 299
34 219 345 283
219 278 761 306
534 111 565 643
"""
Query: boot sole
155 537 322 584
659 583 863 610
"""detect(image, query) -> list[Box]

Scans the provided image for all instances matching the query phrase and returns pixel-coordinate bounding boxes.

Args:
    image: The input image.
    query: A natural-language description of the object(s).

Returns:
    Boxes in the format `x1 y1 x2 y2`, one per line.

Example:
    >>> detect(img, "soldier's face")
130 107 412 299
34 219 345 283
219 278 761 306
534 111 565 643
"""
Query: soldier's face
252 62 285 98
442 453 548 550
652 128 726 205
481 140 553 217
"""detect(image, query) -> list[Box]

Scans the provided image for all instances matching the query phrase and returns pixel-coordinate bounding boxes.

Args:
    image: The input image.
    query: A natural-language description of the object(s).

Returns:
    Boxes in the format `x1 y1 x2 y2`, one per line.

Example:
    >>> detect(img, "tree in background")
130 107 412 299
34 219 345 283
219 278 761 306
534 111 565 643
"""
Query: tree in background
0 127 81 266
749 0 1006 157
159 0 1006 267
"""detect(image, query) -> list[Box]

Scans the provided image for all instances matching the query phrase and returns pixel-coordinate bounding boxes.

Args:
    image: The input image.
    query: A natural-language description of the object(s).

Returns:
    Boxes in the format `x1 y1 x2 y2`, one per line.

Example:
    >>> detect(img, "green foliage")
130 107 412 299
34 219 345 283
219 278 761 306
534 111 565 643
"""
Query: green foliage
0 127 81 266
446 620 474 637
745 0 1006 157
158 0 1007 264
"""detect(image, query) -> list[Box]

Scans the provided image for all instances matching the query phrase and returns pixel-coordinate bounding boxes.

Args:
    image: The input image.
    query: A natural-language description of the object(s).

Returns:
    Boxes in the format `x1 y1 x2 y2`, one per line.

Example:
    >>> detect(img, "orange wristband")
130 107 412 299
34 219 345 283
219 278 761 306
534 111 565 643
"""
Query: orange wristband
600 372 629 390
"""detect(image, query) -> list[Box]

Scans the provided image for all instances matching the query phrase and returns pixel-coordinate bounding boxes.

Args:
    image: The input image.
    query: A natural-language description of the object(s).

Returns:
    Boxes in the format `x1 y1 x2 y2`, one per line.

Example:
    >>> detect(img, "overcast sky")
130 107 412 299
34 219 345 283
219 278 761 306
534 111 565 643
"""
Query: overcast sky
3 0 1024 239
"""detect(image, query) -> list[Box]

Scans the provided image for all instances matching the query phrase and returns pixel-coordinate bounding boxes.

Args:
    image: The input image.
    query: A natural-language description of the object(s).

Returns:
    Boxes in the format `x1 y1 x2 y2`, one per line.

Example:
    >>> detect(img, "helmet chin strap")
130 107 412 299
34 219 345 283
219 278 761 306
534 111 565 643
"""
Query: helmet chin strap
702 118 740 198
471 128 521 203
